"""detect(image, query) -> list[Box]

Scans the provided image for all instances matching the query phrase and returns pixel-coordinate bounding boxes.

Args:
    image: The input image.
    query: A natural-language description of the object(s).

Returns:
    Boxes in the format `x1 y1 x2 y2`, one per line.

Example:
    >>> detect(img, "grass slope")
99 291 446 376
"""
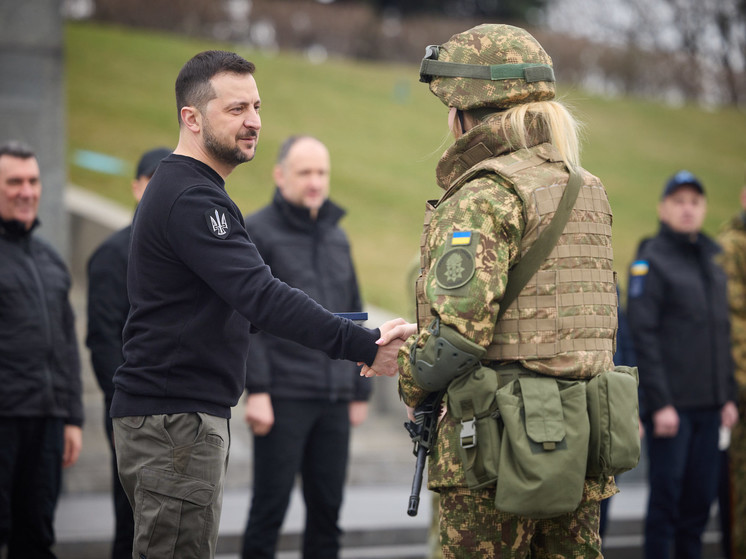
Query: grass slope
66 22 746 316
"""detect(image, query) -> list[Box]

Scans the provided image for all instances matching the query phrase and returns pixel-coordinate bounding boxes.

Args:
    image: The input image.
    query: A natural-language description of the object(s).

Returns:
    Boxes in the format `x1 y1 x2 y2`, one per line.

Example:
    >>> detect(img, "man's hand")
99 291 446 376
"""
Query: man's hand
652 405 679 438
244 392 274 436
721 400 739 429
349 401 369 427
360 319 417 378
63 425 83 468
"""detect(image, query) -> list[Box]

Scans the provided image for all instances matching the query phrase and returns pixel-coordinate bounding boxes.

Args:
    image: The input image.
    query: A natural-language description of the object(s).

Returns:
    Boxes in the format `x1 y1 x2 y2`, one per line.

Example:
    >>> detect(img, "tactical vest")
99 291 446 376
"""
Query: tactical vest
416 144 616 377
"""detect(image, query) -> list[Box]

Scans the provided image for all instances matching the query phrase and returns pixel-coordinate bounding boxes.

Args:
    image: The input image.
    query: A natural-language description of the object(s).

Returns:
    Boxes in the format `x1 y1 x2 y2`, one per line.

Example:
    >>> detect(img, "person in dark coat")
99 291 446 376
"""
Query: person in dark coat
627 170 739 559
0 141 84 558
86 146 170 559
241 135 372 559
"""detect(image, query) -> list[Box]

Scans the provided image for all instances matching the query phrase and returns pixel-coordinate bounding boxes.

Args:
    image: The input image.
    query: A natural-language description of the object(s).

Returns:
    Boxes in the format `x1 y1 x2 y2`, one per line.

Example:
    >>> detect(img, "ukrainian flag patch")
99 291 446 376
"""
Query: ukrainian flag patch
630 260 649 276
451 231 472 246
628 260 649 298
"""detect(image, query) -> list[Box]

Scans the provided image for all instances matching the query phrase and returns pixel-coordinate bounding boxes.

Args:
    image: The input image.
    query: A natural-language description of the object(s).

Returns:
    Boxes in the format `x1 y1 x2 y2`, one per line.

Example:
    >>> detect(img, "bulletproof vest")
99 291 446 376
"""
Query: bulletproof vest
416 143 616 377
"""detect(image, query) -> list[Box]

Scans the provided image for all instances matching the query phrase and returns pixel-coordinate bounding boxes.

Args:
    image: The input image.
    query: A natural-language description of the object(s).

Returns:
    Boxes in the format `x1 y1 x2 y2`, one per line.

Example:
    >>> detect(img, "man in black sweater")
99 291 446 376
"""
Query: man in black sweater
86 146 170 559
627 170 739 559
241 136 371 558
110 51 403 559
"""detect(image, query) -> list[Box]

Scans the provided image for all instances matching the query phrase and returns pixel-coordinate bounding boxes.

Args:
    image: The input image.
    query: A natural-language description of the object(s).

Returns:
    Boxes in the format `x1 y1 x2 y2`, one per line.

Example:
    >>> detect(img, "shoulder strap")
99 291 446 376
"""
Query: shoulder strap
496 167 582 322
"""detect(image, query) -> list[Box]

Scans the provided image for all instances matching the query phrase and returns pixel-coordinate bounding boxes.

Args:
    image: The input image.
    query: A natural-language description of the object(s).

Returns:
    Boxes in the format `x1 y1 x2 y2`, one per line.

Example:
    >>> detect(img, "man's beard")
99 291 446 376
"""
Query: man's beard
203 121 257 168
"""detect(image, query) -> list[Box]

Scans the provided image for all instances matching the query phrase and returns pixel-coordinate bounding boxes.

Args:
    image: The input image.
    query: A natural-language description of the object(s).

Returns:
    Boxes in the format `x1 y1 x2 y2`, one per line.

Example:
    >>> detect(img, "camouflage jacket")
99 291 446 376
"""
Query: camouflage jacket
719 211 746 403
399 113 617 499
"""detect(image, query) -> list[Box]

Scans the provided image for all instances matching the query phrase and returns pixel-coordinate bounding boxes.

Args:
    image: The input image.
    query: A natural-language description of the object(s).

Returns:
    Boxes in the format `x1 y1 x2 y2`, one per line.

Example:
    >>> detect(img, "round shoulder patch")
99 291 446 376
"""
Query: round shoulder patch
205 207 231 239
435 247 476 290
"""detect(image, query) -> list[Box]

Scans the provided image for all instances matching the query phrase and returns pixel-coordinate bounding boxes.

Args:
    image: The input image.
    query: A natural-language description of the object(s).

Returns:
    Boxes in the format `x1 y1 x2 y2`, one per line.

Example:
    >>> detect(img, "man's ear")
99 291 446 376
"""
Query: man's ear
180 106 201 132
657 200 666 222
272 164 284 190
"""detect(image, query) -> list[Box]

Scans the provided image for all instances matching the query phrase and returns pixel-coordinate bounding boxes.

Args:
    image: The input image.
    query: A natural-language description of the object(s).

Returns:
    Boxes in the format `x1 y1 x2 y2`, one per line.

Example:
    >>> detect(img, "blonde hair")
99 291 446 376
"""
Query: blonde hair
495 100 583 168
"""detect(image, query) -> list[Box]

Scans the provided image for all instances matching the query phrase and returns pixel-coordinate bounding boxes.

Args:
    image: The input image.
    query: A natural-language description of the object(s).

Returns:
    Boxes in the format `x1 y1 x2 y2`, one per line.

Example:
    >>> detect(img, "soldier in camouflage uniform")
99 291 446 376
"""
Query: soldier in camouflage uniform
718 185 746 559
373 24 619 558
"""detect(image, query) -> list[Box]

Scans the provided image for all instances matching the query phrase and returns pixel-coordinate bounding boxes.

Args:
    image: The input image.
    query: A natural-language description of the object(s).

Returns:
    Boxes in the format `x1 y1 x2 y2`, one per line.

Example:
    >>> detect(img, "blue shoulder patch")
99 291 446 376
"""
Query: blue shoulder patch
628 260 649 298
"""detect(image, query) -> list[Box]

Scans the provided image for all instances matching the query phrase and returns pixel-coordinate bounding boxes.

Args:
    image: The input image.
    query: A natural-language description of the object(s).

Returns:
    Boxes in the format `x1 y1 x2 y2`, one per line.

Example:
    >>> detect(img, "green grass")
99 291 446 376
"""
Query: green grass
66 22 746 316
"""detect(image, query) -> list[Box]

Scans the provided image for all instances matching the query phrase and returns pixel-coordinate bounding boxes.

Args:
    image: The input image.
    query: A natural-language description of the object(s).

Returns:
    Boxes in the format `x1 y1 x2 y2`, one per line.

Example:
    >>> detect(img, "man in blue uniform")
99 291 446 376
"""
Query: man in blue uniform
627 170 739 559
110 51 403 559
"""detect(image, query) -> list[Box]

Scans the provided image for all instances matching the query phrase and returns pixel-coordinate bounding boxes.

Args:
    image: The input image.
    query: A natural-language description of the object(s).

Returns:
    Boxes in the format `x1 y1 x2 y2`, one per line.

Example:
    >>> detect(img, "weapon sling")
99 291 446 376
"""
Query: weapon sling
497 166 582 320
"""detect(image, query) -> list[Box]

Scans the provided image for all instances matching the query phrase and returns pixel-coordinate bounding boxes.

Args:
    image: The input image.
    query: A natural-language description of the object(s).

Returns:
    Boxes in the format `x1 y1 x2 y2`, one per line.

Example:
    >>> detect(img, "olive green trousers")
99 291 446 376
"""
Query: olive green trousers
113 413 230 559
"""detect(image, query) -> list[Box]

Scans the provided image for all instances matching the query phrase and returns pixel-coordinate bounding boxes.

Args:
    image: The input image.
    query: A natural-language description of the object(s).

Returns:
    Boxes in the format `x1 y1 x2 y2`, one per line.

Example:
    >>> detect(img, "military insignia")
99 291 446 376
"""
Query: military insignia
451 231 472 246
628 260 649 298
205 207 231 239
435 247 475 289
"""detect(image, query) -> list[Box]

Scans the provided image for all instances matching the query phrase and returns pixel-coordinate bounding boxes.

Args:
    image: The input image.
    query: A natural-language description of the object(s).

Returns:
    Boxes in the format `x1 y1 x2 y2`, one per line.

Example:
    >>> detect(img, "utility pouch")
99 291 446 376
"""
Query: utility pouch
495 376 589 518
585 366 640 478
447 366 502 489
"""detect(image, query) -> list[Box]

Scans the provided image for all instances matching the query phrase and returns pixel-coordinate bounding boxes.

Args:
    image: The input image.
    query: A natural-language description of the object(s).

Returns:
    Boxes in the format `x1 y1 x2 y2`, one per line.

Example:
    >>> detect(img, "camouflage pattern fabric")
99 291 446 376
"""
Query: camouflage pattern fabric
438 486 603 559
397 104 617 554
718 211 746 558
429 24 555 111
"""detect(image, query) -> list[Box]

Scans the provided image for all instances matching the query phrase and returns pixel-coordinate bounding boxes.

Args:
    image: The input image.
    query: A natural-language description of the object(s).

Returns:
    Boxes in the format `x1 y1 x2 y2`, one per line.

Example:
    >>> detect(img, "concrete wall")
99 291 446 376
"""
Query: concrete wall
0 0 69 258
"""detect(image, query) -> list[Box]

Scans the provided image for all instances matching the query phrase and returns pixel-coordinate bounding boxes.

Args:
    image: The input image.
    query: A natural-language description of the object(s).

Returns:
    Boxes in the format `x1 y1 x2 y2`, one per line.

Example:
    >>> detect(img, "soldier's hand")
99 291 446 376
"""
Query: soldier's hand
245 392 274 436
377 320 418 346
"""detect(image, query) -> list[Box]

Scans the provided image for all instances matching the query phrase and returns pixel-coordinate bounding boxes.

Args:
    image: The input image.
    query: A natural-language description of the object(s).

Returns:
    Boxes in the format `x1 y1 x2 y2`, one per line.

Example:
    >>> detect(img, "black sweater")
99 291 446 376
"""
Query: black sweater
244 189 372 402
111 155 379 419
627 223 737 416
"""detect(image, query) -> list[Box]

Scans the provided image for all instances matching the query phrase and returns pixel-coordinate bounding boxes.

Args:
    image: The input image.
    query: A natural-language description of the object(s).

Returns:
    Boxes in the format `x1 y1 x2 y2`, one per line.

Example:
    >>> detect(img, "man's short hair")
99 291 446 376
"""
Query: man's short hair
175 50 256 125
275 135 322 165
0 141 36 160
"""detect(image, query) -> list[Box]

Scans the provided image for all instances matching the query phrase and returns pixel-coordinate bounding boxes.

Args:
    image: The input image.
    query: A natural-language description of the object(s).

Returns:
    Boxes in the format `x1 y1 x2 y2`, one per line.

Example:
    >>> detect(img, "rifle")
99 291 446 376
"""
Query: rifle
404 389 445 516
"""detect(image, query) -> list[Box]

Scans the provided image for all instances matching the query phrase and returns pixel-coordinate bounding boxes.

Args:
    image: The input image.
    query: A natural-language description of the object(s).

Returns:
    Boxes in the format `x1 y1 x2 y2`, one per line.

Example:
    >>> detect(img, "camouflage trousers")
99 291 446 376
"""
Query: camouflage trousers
438 486 602 559
731 415 746 559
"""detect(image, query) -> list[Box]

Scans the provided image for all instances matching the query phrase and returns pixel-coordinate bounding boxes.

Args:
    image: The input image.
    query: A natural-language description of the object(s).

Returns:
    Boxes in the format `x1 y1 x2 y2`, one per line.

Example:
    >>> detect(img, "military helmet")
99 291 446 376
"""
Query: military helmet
419 24 556 111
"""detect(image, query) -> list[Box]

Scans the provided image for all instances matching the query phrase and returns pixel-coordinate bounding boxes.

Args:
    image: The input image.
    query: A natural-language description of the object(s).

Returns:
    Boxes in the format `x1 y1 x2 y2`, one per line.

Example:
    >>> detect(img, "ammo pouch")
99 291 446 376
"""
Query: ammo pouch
447 366 590 518
495 374 589 518
447 366 502 489
585 366 641 478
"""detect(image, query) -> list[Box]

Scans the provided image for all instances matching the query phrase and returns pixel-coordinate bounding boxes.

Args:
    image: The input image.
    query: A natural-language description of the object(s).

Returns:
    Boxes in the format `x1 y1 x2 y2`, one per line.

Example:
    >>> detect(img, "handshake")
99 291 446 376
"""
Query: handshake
359 318 418 378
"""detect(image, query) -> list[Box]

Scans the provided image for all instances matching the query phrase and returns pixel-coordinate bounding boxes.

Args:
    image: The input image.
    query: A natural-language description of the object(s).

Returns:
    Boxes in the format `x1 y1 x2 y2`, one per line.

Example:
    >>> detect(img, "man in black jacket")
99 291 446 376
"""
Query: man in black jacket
241 136 371 558
627 170 739 559
0 141 83 558
86 146 170 559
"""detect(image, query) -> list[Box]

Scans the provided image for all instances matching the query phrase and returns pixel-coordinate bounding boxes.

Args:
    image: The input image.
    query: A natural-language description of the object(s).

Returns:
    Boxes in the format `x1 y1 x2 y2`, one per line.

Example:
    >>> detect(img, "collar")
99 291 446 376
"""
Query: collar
271 188 345 232
659 221 704 248
0 216 38 240
436 111 550 191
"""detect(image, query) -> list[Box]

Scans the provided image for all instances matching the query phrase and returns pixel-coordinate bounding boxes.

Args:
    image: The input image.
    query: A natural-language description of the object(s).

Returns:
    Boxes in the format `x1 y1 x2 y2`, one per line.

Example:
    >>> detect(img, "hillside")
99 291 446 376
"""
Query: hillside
66 22 746 315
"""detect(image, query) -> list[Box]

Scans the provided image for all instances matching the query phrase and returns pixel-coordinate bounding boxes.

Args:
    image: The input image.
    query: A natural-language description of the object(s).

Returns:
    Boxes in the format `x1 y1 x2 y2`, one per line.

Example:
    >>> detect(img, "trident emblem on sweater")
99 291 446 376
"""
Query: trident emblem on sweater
205 207 231 238
210 210 228 235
